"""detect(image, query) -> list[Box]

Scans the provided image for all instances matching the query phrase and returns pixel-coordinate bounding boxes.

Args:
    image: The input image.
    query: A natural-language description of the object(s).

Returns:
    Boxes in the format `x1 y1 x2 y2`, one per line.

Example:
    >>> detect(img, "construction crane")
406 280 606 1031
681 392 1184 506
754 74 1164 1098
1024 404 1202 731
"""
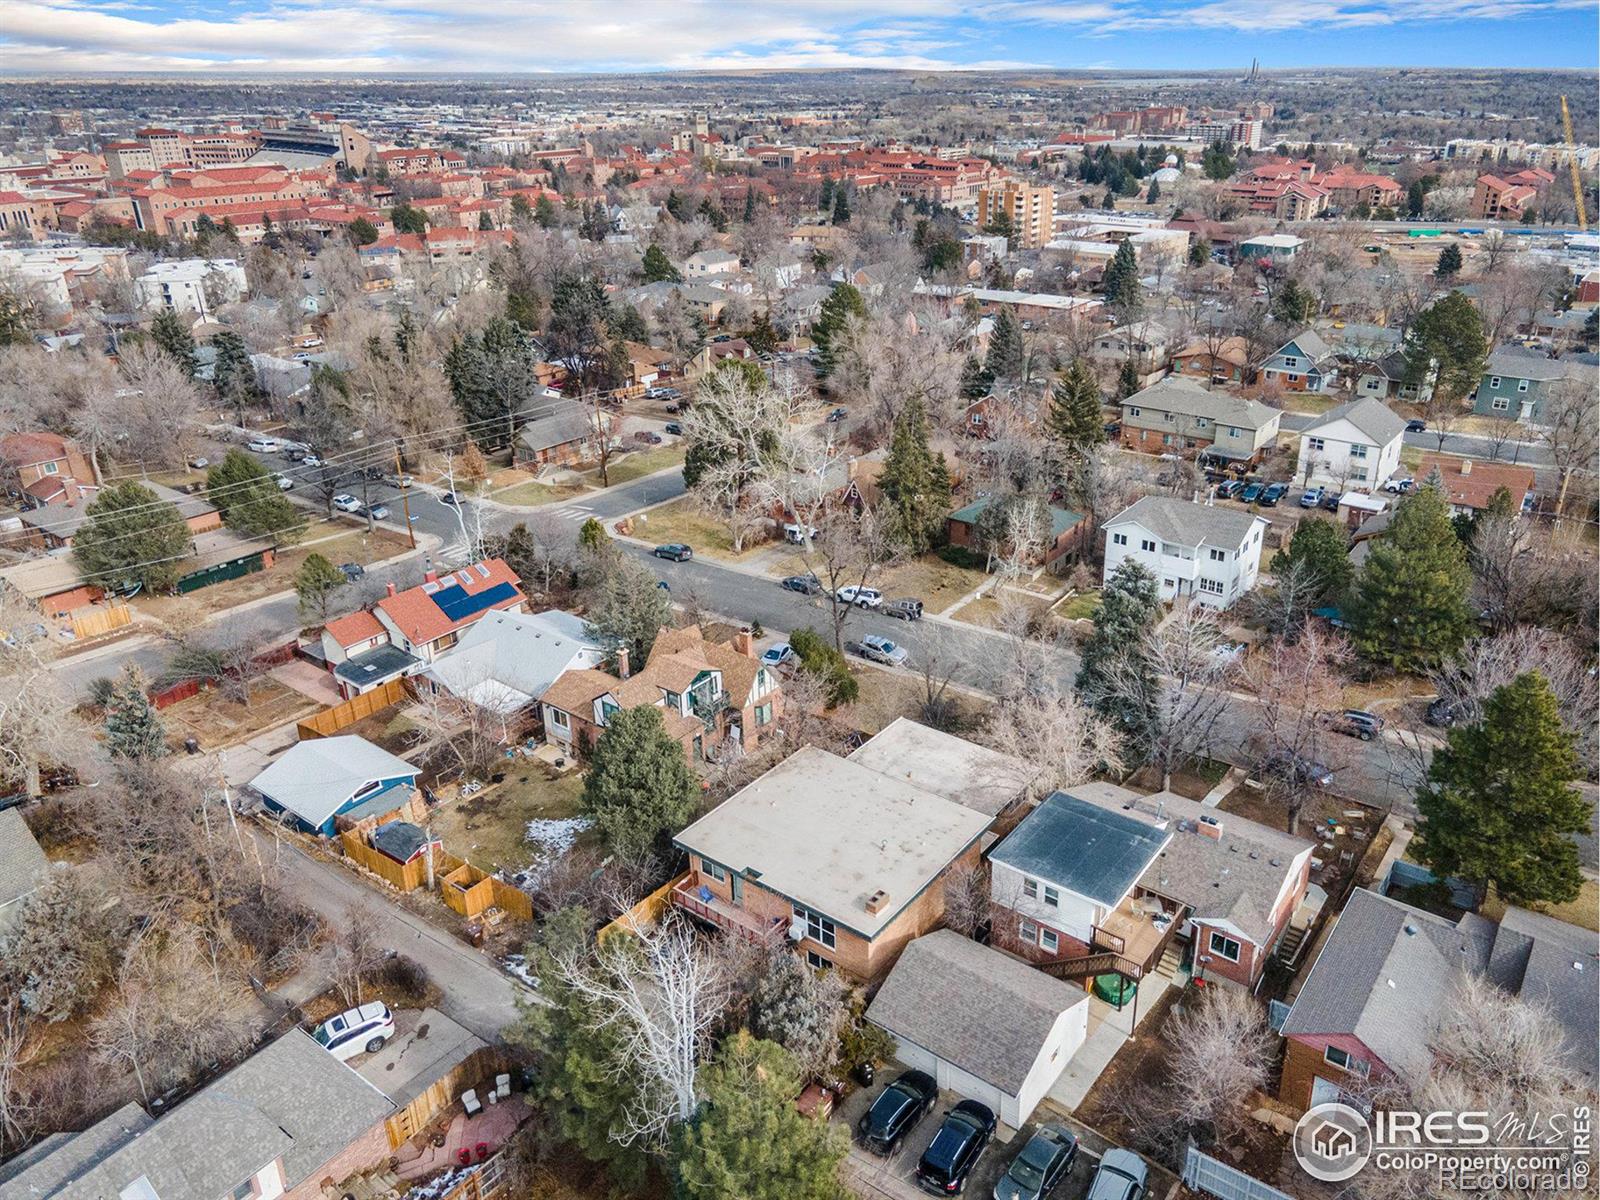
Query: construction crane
1559 95 1588 232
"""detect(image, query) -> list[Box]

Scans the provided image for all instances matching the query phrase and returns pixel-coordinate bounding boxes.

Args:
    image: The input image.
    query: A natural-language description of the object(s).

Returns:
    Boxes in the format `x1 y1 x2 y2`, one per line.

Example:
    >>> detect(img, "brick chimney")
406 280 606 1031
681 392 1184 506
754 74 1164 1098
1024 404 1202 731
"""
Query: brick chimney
733 627 755 658
386 581 397 597
1197 814 1224 840
424 568 439 584
864 888 890 916
616 646 631 680
1459 458 1472 475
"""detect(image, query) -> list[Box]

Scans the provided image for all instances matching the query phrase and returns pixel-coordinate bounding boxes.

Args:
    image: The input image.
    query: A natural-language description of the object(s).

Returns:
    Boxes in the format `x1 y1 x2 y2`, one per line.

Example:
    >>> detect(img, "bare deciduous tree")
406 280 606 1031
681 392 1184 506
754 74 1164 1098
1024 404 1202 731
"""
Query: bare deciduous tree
1540 375 1599 524
1243 622 1353 833
1163 986 1274 1142
0 588 93 796
984 682 1124 797
797 505 899 652
328 903 389 1006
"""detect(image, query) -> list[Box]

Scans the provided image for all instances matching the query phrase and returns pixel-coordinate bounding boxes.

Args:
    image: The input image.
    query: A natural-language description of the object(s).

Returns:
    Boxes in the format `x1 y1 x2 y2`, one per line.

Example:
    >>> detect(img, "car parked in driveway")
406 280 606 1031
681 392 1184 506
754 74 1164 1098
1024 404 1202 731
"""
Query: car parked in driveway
1239 481 1265 504
1215 479 1242 500
653 543 693 562
313 1001 394 1062
1259 482 1289 506
837 585 883 608
856 1070 937 1156
331 493 362 513
1321 491 1342 512
1086 1149 1149 1200
780 574 822 595
884 598 924 621
993 1125 1077 1200
634 430 664 445
1326 709 1386 740
916 1099 996 1195
1384 477 1416 495
853 634 909 667
246 436 281 453
1426 696 1462 727
1300 486 1325 508
761 643 795 668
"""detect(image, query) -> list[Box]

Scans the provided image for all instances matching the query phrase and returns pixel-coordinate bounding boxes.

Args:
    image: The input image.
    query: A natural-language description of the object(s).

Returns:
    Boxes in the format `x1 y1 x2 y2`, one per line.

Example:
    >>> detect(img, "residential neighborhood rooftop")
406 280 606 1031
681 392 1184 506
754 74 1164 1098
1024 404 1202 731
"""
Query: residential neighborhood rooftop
991 790 1171 907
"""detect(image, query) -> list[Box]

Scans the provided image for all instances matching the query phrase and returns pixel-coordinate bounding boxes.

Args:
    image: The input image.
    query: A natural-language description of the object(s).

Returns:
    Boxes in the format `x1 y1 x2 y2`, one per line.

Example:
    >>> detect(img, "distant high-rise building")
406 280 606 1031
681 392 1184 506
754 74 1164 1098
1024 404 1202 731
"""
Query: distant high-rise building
977 180 1055 249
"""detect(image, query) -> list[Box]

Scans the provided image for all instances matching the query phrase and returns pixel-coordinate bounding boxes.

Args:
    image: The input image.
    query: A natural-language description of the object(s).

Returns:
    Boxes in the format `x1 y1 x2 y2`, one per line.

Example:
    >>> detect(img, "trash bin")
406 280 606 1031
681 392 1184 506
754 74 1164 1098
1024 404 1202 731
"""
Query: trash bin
184 737 200 755
854 1061 875 1087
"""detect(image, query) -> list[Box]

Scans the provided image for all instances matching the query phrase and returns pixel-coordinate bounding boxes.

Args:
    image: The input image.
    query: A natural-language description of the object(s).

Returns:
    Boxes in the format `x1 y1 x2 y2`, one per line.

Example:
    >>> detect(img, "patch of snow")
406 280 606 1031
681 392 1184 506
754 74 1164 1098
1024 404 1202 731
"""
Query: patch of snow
500 952 539 989
524 815 591 859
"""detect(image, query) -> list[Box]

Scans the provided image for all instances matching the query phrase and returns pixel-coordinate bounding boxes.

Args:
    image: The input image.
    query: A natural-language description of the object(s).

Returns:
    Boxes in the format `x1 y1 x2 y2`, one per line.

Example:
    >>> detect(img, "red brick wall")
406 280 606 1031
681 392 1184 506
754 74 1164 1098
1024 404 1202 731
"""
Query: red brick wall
1193 922 1258 988
1280 1033 1383 1111
1119 425 1216 454
282 1120 393 1200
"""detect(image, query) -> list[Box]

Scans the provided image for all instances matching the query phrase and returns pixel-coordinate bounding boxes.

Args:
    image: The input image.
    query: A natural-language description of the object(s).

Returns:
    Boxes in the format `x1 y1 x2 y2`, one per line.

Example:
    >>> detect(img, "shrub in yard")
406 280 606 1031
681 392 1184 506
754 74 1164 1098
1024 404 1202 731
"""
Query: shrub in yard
788 627 859 707
380 953 432 1001
936 544 987 570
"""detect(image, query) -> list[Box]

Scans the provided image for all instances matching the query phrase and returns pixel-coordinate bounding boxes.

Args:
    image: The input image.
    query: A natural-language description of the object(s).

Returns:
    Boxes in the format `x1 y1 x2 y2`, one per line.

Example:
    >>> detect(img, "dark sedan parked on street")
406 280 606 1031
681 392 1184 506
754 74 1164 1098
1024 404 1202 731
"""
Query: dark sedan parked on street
856 1070 937 1156
780 574 823 595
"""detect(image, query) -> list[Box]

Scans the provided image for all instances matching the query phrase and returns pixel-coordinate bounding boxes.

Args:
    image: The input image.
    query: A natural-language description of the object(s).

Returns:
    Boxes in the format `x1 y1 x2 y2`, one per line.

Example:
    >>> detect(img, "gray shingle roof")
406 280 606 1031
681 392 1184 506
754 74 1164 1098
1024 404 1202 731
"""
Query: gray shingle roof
1281 327 1334 363
1104 495 1264 552
867 930 1087 1095
990 791 1170 906
3 1031 396 1200
516 405 595 453
1484 347 1575 381
0 805 49 914
249 735 418 828
1123 376 1280 430
1300 396 1407 446
1490 907 1599 1085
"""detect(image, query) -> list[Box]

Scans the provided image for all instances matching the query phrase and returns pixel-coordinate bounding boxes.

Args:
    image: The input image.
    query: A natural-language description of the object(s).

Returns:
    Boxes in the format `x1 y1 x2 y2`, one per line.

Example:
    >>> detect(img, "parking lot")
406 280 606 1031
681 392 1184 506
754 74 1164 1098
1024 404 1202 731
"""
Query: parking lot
835 1070 1108 1200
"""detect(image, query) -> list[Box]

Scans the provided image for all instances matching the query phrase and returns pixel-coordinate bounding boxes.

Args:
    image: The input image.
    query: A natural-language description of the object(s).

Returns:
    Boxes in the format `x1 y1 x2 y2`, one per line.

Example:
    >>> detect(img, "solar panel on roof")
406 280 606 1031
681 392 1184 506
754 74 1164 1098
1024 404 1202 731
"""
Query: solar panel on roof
431 580 517 622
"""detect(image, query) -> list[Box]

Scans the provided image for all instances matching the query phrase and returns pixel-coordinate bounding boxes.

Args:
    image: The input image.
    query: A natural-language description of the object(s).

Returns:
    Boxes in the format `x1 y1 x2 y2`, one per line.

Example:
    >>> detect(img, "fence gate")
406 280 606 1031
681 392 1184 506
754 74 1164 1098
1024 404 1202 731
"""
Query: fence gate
1183 1144 1296 1200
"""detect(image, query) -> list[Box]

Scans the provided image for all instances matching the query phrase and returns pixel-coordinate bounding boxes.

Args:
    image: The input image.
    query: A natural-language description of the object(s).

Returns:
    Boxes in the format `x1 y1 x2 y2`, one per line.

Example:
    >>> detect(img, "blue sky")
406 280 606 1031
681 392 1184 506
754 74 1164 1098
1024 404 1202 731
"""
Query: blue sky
0 0 1595 74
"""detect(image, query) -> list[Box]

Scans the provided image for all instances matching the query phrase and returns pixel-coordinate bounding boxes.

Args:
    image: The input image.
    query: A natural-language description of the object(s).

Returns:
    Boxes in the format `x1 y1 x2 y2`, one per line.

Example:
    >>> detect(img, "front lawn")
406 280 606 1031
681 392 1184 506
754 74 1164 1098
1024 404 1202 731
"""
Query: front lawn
1056 588 1101 620
869 556 990 614
583 444 685 487
624 497 746 557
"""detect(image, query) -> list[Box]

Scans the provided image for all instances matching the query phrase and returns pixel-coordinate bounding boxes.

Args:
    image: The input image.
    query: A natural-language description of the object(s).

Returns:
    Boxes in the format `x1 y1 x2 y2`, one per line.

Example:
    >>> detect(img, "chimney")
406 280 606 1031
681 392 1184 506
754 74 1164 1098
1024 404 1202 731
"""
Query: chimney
864 888 890 916
1459 458 1471 475
1197 814 1224 840
733 627 755 658
385 581 397 598
424 568 439 584
616 645 631 680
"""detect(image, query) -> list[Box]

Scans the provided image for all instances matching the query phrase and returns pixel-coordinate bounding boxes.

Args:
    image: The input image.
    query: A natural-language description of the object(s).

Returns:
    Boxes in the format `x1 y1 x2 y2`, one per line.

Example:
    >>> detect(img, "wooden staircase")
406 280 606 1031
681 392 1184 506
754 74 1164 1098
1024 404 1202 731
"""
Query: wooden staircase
1152 942 1185 983
1276 923 1310 966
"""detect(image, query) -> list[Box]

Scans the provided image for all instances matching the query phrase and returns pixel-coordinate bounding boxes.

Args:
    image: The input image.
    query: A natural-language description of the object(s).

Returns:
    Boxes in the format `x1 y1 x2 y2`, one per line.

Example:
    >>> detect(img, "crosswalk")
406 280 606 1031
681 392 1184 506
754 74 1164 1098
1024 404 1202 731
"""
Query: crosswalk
552 503 597 520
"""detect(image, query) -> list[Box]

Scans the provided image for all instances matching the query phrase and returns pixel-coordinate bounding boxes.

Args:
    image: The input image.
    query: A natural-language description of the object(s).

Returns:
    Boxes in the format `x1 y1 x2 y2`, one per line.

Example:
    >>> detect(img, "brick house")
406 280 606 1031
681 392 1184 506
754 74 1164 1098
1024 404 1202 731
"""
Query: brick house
988 782 1313 992
1168 335 1250 385
540 625 782 763
0 1029 397 1200
670 743 993 982
1260 329 1339 394
1279 890 1597 1111
0 431 97 499
1119 375 1281 464
946 496 1086 568
513 404 609 469
1472 169 1554 221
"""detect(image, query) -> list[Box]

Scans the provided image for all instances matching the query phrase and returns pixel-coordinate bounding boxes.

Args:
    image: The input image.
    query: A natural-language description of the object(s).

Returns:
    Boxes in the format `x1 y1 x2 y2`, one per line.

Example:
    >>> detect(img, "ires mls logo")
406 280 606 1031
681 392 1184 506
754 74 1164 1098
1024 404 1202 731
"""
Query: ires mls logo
1295 1102 1375 1182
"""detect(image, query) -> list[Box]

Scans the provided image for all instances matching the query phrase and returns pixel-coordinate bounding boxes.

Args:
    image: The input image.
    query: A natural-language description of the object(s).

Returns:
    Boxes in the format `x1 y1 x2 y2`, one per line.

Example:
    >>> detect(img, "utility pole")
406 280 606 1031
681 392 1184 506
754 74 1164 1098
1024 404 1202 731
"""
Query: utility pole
394 441 415 549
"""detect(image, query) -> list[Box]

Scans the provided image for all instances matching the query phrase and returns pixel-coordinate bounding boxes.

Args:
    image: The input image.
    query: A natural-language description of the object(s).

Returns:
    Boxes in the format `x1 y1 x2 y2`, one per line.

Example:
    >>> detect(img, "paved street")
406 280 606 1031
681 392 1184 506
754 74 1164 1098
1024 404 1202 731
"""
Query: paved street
1278 411 1557 484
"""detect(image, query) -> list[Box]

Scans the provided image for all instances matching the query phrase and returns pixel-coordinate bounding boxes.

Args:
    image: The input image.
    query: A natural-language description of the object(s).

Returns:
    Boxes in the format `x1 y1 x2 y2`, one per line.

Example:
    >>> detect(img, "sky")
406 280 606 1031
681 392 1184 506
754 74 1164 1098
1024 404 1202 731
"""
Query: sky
0 0 1595 75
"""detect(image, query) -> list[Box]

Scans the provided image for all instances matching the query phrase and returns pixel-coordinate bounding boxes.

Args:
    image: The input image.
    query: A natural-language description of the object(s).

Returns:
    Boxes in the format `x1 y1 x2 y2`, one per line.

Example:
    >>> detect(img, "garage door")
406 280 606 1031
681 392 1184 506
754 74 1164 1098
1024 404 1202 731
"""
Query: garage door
892 1038 1009 1125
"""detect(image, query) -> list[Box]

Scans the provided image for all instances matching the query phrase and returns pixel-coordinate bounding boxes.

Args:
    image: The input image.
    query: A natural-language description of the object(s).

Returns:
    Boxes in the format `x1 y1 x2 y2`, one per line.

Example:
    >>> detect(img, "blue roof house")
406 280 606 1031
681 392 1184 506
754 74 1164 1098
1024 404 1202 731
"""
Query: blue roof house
249 735 419 837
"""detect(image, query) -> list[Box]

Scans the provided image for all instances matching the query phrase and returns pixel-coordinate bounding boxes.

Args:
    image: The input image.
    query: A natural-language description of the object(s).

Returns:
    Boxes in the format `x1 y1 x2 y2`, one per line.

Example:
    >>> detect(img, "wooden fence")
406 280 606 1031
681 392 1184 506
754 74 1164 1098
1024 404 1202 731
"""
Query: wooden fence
440 860 534 922
340 829 437 892
598 872 681 942
69 602 131 642
383 1044 505 1149
150 678 202 709
296 677 410 739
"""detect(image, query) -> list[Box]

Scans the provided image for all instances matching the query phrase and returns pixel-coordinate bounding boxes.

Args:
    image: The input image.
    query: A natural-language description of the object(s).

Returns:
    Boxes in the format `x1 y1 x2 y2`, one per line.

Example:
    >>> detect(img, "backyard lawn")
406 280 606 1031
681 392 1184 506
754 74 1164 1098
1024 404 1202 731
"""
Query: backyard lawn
427 767 589 878
1055 588 1101 620
844 665 985 737
1481 877 1599 933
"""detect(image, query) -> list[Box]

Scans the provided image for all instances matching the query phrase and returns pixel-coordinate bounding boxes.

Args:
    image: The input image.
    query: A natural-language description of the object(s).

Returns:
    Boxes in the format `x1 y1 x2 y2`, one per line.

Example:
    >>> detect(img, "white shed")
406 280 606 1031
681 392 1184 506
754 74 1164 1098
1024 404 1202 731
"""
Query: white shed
866 930 1089 1128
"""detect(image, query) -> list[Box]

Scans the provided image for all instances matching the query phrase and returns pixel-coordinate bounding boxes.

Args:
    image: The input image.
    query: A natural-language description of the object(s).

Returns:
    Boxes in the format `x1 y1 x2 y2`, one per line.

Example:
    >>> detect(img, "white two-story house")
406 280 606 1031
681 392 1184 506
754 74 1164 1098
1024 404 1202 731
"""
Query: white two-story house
1102 496 1267 609
1293 396 1407 493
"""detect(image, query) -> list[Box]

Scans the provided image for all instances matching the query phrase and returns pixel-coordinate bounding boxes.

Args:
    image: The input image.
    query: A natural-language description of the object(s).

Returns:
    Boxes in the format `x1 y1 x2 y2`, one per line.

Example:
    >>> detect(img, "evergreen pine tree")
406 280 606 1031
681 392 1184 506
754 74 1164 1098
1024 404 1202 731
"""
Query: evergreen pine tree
984 307 1025 381
831 187 851 225
1188 238 1210 268
205 449 303 540
1048 359 1106 457
878 398 952 552
743 185 757 223
1349 484 1475 671
1102 240 1142 317
811 283 866 379
1434 242 1463 280
103 665 167 760
1117 359 1141 399
1414 672 1591 905
1146 177 1161 203
150 309 197 376
959 354 993 400
72 482 191 592
294 551 348 623
581 706 698 861
1403 290 1488 402
641 243 682 282
1270 516 1354 603
1075 559 1161 748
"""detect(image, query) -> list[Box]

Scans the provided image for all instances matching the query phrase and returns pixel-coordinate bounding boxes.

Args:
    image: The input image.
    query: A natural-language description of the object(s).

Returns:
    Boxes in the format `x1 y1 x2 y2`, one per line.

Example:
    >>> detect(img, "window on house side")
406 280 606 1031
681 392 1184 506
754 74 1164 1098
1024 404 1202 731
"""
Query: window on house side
1042 886 1059 908
1324 1045 1370 1076
1209 931 1242 962
1020 918 1038 943
1022 877 1038 900
1040 928 1059 953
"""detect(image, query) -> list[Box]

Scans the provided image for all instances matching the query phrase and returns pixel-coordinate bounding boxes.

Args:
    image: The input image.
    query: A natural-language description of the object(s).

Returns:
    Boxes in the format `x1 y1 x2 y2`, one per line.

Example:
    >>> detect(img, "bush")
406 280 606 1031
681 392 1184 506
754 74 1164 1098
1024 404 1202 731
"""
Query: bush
789 627 860 707
380 953 432 1001
87 676 117 709
937 544 987 570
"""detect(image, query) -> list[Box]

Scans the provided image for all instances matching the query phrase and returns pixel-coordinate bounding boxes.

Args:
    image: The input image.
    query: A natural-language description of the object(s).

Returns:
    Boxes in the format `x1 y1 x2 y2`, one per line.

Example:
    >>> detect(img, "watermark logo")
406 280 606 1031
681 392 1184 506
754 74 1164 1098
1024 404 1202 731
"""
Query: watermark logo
1294 1102 1374 1182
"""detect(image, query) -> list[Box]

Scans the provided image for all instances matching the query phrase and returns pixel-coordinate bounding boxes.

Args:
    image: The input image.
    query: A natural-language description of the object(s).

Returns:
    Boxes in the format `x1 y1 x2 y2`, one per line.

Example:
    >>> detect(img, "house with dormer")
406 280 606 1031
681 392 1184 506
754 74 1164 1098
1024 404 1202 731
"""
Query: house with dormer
1260 329 1339 394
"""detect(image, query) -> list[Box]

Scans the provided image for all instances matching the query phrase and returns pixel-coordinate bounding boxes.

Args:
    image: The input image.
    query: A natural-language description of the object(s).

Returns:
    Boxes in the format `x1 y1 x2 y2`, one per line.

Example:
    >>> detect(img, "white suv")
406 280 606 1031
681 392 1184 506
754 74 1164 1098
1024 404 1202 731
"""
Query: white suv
313 1002 395 1061
247 436 282 454
836 585 883 608
331 494 362 513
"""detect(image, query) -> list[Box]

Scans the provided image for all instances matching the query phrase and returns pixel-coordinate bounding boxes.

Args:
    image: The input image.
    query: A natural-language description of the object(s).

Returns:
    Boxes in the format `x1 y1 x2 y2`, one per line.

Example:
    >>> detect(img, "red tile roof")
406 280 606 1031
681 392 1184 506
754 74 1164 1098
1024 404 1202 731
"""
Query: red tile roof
377 558 524 645
323 609 385 648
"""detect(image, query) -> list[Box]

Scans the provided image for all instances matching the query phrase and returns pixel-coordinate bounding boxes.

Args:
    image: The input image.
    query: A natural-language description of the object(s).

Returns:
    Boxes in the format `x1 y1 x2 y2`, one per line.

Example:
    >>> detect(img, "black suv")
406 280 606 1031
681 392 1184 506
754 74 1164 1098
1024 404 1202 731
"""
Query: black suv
915 1099 996 1194
856 1070 937 1156
780 574 823 596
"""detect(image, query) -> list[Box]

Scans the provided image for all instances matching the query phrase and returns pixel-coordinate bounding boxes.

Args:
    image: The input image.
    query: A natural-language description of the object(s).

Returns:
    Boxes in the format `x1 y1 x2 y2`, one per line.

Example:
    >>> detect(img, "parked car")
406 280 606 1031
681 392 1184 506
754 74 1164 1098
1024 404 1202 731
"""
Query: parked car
664 422 683 436
916 1099 996 1195
647 386 682 402
634 431 664 445
781 574 822 595
187 456 209 470
884 597 924 621
827 406 848 422
1327 709 1386 740
854 634 909 667
246 436 281 453
1405 419 1427 433
1215 479 1242 500
1210 640 1246 666
855 1070 937 1155
274 474 294 491
1426 696 1462 727
301 454 323 468
1086 1149 1149 1200
1239 481 1265 504
782 522 818 545
439 490 460 506
1260 482 1289 507
653 543 693 562
993 1124 1078 1200
1300 486 1325 508
331 493 362 513
338 562 365 581
1384 477 1416 495
1321 491 1342 512
1103 420 1122 438
383 472 415 488
761 643 795 668
313 1002 394 1062
1262 748 1335 788
367 504 391 521
837 585 883 608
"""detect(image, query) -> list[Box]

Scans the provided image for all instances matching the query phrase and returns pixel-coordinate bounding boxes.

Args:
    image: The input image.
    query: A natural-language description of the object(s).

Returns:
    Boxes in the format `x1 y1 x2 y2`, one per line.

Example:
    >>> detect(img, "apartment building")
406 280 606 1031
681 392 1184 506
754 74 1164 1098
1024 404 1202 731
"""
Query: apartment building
1472 168 1555 221
976 180 1055 249
1102 495 1267 609
135 258 248 319
1118 375 1282 464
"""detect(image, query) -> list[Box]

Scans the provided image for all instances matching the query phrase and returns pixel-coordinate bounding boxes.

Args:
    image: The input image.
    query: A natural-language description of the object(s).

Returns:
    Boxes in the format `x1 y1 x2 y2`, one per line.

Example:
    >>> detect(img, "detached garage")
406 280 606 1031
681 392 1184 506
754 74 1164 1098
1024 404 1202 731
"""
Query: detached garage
867 929 1089 1128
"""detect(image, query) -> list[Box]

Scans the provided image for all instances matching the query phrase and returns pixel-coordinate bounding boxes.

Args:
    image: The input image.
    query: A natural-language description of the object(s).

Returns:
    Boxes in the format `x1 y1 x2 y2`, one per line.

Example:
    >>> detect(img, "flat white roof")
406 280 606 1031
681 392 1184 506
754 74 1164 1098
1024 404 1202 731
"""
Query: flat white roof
846 717 1038 817
673 745 990 939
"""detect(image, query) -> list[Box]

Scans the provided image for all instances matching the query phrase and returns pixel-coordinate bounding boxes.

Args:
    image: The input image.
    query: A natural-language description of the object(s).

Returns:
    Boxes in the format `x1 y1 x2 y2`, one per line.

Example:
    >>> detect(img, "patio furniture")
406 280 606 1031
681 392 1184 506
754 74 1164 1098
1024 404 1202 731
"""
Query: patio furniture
698 885 713 902
475 1142 490 1162
486 1089 498 1106
495 1073 512 1099
462 1088 481 1116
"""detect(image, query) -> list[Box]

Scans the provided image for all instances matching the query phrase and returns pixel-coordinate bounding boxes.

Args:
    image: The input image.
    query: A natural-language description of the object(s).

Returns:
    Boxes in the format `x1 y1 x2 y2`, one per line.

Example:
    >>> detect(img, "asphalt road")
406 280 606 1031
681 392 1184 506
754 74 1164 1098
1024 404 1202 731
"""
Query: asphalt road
1277 411 1559 485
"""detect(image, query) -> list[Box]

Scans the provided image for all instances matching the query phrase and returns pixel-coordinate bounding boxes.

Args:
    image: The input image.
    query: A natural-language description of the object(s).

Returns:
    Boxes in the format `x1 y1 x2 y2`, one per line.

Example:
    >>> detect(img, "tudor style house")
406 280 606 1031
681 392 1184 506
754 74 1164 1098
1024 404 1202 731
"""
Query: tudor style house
1102 495 1267 609
540 625 781 762
1260 328 1339 394
988 782 1314 993
1118 376 1281 466
1292 396 1407 493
